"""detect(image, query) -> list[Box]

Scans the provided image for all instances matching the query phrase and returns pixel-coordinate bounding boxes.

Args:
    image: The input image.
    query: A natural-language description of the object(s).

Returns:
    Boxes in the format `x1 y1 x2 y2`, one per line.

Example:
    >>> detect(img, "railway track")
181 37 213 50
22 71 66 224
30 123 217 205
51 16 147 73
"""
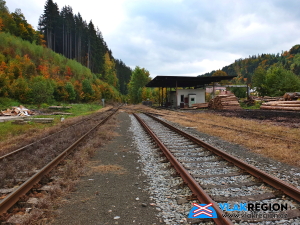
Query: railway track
150 111 300 145
133 112 300 224
0 106 120 220
0 106 114 159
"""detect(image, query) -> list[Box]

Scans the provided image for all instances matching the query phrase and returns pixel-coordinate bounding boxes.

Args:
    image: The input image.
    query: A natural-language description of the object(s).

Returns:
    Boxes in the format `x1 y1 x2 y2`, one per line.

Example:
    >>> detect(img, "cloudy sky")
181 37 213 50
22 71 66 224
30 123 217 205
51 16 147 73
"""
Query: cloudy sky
5 0 300 77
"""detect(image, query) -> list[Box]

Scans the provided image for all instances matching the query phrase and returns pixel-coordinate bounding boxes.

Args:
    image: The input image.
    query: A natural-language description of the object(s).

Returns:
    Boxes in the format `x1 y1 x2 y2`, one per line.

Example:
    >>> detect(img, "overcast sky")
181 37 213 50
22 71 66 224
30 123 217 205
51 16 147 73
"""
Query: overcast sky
5 0 300 77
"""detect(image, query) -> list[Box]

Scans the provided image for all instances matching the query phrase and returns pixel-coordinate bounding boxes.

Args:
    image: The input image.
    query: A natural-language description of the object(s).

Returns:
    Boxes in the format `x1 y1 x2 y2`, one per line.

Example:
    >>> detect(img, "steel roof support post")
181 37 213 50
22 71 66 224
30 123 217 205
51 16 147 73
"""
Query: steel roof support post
176 81 178 109
158 87 161 107
247 83 250 100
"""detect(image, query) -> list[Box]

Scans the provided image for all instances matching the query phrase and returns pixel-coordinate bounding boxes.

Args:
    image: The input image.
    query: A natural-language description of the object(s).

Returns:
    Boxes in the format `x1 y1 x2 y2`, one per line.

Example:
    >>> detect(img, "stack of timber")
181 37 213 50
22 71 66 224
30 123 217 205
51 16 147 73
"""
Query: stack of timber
191 103 208 109
208 94 242 110
283 92 300 101
260 101 300 111
252 96 282 102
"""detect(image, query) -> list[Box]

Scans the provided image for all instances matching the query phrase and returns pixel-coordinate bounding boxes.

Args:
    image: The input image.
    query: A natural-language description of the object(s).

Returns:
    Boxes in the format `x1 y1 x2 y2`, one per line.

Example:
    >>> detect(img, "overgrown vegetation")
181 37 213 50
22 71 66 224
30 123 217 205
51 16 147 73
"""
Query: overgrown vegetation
0 32 122 103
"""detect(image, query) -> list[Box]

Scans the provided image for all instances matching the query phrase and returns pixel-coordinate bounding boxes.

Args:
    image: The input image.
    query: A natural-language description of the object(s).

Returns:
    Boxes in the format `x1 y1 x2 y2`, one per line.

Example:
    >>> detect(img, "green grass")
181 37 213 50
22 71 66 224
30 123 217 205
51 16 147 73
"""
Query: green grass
240 101 262 109
0 97 21 110
0 101 103 142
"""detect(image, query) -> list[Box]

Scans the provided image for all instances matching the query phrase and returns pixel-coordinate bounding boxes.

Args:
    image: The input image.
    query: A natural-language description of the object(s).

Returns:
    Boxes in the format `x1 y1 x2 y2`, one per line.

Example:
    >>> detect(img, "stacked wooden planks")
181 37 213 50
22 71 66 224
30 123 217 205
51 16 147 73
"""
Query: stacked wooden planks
208 94 242 110
191 103 208 109
260 101 300 111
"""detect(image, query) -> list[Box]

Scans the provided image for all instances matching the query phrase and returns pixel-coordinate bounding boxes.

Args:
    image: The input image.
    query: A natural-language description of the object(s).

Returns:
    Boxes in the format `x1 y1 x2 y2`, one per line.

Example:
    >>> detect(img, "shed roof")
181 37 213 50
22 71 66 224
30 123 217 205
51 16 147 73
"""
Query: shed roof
145 75 237 88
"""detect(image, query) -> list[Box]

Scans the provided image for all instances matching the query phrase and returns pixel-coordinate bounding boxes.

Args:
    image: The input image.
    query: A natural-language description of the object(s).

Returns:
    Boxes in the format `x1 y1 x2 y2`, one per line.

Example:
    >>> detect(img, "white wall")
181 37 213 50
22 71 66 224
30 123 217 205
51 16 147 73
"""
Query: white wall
169 89 205 107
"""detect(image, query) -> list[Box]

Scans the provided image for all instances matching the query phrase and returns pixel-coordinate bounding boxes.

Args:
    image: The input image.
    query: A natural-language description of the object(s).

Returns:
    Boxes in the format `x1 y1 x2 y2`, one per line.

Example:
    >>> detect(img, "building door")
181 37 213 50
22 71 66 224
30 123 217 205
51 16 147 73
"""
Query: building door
189 94 196 107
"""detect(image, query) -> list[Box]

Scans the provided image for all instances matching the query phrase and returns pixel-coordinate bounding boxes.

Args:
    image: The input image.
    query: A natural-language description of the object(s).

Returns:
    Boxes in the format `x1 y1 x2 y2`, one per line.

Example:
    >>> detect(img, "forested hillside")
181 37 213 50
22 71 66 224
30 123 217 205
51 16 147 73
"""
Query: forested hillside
0 0 133 106
201 45 300 97
38 0 132 94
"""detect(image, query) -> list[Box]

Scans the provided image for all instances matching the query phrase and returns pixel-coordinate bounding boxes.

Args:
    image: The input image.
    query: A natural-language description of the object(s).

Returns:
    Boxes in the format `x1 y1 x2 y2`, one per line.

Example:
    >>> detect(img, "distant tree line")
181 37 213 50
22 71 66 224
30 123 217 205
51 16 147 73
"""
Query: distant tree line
200 45 300 97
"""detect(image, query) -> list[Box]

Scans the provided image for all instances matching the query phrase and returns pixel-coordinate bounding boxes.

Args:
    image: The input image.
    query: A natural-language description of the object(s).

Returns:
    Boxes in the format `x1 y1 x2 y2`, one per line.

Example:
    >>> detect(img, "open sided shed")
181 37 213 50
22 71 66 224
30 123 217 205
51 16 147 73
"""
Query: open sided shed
146 75 237 108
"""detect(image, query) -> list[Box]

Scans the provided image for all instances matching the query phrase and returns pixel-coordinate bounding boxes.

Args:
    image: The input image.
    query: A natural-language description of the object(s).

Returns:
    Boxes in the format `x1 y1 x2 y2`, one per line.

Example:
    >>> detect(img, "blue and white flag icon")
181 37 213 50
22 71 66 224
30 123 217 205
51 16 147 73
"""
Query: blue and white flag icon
188 203 218 218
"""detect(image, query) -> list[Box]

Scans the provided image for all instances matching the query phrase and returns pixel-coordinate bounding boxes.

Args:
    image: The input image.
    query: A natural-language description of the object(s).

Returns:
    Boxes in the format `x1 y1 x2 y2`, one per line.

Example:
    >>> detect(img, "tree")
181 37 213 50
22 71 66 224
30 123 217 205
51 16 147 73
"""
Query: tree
252 65 300 97
103 51 118 88
65 82 76 101
212 70 229 85
252 66 267 96
128 66 151 103
29 76 55 106
82 79 94 101
38 0 60 50
264 65 300 96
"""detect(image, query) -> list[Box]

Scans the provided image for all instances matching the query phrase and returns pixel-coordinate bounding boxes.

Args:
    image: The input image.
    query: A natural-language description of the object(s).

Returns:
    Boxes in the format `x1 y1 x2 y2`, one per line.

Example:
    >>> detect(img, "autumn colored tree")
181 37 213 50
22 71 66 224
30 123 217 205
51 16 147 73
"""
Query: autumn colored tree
103 51 118 88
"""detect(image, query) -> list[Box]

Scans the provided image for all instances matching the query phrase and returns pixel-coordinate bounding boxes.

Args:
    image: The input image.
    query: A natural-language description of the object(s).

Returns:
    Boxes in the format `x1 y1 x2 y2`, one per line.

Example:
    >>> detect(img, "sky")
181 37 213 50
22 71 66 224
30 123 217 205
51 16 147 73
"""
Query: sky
5 0 300 78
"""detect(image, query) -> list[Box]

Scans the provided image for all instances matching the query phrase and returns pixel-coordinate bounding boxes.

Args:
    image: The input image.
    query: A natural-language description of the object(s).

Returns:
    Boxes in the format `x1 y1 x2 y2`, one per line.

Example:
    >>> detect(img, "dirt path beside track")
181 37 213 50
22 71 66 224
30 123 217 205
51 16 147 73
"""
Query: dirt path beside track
50 112 163 225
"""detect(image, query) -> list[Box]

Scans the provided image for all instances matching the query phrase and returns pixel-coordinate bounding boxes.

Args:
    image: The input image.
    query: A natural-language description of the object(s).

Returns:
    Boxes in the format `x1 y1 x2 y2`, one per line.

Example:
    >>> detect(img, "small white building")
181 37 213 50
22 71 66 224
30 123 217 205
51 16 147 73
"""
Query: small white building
169 89 205 108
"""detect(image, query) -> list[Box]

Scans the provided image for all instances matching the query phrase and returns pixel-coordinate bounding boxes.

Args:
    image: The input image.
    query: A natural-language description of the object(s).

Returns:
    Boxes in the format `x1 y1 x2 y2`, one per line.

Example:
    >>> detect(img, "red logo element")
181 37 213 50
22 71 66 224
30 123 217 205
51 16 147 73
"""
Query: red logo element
192 203 213 217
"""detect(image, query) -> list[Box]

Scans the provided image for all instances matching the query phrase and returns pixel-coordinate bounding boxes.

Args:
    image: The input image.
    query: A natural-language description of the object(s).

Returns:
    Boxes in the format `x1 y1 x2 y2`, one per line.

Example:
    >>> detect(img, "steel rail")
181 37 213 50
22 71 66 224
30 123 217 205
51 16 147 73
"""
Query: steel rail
145 113 300 203
0 107 119 215
133 113 233 225
177 115 300 144
0 108 114 161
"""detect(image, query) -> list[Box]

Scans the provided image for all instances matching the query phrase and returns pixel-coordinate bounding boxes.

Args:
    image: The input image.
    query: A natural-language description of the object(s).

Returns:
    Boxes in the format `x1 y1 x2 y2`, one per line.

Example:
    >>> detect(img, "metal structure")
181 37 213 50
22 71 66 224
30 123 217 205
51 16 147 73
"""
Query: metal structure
145 75 237 107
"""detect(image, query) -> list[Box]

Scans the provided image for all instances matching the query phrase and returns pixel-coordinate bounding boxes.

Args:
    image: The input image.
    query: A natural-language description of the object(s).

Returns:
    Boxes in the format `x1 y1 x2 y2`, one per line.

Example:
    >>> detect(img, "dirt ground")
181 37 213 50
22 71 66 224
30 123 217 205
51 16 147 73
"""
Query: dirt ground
210 109 300 128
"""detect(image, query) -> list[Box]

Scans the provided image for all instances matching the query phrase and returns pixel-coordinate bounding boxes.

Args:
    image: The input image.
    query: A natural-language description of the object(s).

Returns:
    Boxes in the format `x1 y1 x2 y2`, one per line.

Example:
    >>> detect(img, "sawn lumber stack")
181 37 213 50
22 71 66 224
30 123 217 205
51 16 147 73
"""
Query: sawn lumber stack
191 103 208 109
208 94 242 110
260 101 300 111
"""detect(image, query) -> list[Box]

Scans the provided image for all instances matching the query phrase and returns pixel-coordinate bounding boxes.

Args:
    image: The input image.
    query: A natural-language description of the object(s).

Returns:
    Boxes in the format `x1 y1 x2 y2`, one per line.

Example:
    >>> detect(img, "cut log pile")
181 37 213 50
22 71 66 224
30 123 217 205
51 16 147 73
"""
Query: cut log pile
252 96 282 102
191 103 208 109
0 105 34 116
208 94 242 110
260 101 300 111
283 92 300 101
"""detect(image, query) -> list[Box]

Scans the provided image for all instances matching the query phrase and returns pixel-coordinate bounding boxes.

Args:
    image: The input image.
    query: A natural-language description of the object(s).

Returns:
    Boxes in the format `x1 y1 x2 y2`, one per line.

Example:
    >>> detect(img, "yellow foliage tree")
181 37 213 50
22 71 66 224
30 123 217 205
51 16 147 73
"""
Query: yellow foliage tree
212 70 229 85
103 51 118 88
